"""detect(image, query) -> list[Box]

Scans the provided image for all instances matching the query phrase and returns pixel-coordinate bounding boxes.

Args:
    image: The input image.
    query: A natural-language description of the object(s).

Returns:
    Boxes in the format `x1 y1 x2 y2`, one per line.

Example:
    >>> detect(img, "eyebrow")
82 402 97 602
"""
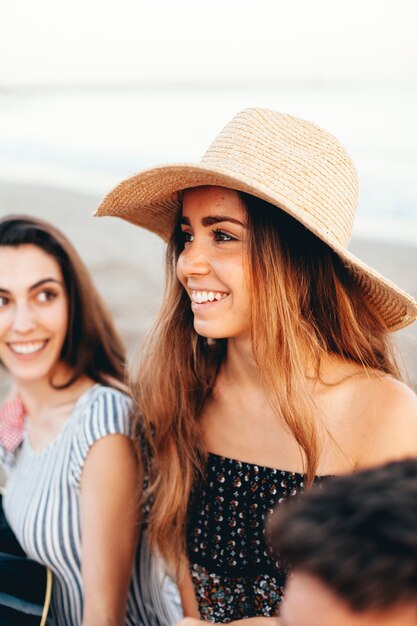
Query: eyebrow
0 278 63 294
180 215 246 227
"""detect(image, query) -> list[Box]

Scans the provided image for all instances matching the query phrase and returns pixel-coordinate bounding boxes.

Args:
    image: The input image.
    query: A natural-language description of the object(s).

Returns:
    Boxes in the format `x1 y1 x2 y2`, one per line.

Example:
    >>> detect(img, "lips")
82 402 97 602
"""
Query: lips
7 340 49 356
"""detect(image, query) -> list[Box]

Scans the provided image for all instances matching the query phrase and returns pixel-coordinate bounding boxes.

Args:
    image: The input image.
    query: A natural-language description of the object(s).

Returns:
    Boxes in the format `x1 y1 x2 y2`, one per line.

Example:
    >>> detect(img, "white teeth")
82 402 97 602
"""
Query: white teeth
9 341 46 355
191 291 227 303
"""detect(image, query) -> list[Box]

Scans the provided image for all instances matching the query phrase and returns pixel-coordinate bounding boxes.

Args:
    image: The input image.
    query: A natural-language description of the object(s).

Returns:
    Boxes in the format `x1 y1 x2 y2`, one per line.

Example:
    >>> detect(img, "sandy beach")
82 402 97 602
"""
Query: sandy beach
0 181 416 399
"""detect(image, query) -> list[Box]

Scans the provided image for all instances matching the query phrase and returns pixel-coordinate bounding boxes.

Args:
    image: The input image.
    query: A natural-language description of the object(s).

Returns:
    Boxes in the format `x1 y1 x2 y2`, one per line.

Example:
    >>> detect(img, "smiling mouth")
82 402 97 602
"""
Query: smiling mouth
7 340 49 356
190 290 229 304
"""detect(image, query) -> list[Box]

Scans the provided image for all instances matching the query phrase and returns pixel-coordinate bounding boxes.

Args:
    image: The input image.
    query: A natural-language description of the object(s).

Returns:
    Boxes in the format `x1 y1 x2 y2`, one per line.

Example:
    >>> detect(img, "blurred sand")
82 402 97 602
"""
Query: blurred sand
0 181 416 399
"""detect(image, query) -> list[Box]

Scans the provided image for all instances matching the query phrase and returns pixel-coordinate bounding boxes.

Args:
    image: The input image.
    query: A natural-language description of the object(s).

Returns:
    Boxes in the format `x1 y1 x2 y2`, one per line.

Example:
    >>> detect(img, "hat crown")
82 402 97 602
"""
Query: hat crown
200 108 359 247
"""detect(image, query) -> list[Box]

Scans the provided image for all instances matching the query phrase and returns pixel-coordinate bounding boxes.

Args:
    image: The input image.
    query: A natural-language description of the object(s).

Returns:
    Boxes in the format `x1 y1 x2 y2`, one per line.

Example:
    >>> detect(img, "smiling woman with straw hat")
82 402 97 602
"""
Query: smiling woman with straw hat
96 108 417 624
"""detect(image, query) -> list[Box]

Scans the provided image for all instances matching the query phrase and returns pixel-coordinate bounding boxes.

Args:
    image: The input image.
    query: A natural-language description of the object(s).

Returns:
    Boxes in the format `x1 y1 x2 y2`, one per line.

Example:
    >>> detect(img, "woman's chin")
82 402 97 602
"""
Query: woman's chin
194 324 226 341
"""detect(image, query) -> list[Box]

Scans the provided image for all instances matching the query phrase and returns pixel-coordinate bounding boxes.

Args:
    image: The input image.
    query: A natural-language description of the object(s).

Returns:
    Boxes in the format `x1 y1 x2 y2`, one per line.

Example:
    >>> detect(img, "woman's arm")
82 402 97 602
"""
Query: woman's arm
178 564 200 618
355 377 417 469
80 434 139 626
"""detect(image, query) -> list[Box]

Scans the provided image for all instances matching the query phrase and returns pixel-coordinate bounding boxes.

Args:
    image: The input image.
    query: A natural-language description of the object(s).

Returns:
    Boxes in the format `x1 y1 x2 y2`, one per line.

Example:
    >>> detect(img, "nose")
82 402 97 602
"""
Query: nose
12 300 36 334
177 240 211 278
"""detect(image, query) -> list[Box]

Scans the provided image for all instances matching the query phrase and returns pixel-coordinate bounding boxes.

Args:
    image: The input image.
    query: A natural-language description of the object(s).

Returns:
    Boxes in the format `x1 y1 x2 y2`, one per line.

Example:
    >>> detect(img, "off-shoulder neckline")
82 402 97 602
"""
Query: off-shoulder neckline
207 451 331 479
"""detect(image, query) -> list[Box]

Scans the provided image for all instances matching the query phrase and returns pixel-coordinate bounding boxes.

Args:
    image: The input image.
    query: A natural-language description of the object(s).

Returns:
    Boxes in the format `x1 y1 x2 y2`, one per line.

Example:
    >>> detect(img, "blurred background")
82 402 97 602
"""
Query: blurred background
0 0 416 396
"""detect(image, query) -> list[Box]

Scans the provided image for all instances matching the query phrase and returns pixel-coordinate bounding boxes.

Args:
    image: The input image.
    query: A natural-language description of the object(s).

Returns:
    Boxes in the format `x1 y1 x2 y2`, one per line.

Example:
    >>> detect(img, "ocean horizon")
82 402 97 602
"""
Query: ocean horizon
0 84 416 244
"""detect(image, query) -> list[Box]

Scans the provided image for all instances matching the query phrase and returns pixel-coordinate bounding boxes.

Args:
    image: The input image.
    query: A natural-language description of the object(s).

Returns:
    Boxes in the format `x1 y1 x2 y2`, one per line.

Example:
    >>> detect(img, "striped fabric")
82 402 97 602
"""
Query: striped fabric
0 385 182 626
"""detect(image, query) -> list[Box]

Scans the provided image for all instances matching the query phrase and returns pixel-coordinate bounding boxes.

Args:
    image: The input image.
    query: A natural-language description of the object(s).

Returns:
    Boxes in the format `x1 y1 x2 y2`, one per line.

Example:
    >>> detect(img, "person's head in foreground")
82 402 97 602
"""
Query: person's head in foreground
268 459 417 626
0 215 125 390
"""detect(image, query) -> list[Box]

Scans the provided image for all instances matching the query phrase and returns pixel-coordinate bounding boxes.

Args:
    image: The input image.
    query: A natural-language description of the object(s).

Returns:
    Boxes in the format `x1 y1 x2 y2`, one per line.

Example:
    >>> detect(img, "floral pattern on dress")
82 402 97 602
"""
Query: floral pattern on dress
187 453 325 622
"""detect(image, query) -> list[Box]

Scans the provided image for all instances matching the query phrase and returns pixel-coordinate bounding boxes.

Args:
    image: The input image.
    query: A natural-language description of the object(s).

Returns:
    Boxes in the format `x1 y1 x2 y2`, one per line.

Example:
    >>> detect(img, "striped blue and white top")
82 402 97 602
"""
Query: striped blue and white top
0 384 182 626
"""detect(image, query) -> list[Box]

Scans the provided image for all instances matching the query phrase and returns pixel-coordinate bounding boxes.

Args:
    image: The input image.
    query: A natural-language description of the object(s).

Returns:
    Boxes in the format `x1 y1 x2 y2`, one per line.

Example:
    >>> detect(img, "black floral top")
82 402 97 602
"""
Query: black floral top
187 453 325 622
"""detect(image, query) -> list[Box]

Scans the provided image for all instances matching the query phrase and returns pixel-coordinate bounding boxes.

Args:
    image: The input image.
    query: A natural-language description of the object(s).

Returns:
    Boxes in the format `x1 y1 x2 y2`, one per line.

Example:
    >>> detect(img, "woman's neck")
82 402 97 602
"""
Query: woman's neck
15 365 92 419
221 337 262 388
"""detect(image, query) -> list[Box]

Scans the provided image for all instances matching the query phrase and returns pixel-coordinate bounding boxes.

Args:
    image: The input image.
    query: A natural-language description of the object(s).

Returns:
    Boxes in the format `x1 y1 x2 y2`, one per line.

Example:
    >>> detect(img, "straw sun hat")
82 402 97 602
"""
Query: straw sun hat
95 107 417 331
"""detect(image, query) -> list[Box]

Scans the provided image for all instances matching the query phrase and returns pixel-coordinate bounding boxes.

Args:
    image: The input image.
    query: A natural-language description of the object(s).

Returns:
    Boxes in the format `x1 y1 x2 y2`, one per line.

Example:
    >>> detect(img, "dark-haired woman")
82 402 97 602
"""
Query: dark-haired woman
0 216 181 626
97 109 417 624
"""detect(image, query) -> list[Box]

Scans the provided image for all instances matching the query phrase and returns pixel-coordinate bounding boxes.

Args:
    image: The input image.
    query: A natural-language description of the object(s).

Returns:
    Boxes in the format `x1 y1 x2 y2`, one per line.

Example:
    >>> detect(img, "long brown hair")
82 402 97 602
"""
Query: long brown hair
134 190 400 571
0 214 126 388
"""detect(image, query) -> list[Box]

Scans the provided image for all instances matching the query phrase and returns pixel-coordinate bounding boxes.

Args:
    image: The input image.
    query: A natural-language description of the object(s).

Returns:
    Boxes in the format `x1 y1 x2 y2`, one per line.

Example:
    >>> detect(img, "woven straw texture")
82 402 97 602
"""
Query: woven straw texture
95 108 417 331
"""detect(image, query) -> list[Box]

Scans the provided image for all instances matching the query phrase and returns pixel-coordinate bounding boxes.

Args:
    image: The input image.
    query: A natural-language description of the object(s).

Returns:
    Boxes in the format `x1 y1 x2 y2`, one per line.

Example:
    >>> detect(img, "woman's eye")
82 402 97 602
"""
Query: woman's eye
213 229 235 242
181 231 194 244
0 295 9 307
36 290 57 303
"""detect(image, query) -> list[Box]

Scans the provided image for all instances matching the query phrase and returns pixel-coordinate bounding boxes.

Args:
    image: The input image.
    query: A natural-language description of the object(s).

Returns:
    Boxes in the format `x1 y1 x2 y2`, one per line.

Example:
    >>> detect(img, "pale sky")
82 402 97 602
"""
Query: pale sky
0 0 416 244
1 0 416 86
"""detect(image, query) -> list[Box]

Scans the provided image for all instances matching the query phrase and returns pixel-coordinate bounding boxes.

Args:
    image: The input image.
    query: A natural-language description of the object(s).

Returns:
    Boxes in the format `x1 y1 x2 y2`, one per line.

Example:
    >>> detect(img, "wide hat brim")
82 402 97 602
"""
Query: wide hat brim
95 162 417 332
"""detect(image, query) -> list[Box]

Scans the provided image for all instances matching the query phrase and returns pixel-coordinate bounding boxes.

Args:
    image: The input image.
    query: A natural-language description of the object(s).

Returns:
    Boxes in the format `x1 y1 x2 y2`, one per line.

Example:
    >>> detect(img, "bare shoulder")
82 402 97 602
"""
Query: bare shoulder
354 373 417 468
363 374 417 420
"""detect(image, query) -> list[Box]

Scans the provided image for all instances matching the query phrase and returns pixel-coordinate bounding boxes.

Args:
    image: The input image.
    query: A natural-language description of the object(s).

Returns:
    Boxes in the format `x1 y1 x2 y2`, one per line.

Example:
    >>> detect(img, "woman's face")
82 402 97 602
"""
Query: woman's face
177 186 251 341
0 244 68 384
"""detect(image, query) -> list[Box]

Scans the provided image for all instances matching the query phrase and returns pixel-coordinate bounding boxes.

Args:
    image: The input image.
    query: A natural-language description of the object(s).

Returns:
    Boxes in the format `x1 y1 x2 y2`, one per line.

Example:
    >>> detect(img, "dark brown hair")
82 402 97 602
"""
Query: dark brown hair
267 459 417 611
0 214 126 388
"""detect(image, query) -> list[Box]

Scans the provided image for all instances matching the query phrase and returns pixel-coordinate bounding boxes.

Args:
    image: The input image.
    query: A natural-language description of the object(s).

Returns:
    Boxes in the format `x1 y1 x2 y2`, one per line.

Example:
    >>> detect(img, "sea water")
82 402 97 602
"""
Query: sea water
0 85 416 243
